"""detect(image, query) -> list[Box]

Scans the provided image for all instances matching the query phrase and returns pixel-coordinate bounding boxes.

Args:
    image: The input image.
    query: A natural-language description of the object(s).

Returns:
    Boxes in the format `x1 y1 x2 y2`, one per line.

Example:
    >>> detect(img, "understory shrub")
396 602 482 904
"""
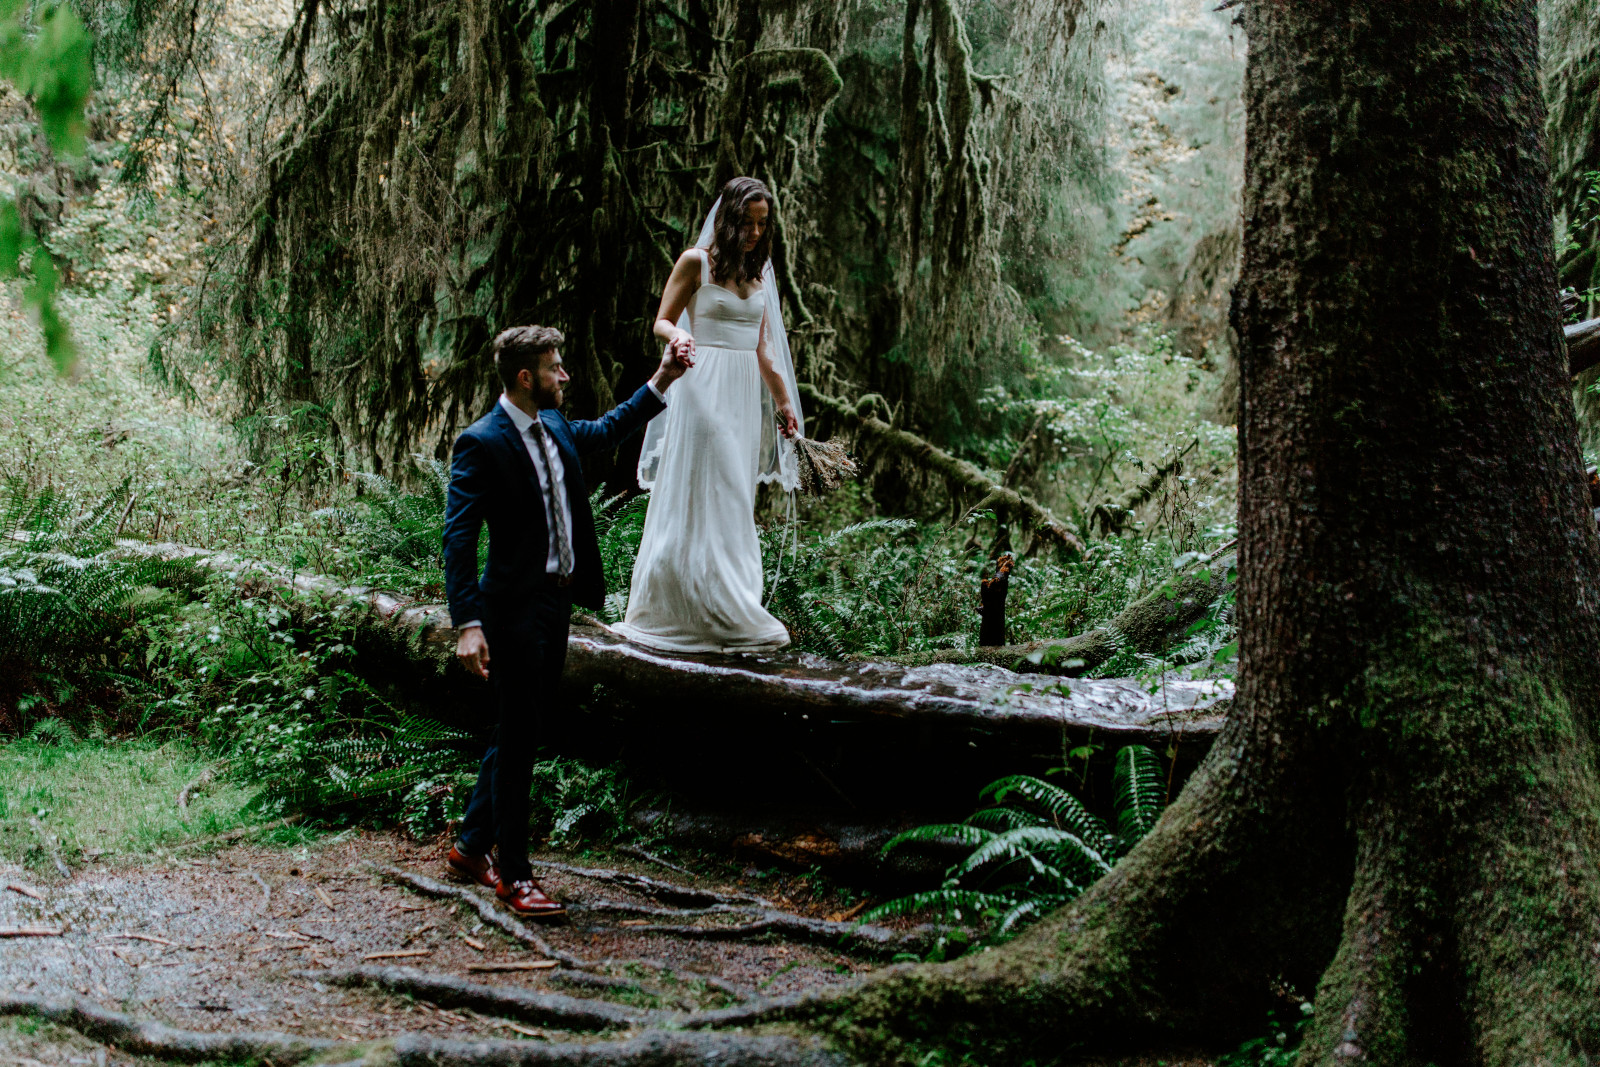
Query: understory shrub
0 478 195 732
865 744 1167 944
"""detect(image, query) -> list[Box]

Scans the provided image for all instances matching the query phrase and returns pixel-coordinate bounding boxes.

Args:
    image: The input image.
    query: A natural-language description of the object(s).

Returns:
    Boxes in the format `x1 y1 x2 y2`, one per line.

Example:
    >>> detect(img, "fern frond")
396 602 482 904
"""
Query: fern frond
948 825 1112 882
1113 744 1165 848
880 823 994 856
966 806 1034 832
980 775 1115 849
861 889 1015 925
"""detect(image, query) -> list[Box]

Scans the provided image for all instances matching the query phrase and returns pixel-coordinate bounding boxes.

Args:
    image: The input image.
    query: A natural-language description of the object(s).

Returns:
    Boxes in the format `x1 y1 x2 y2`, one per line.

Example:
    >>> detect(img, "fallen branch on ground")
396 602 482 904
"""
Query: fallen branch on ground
0 927 63 937
801 384 1085 555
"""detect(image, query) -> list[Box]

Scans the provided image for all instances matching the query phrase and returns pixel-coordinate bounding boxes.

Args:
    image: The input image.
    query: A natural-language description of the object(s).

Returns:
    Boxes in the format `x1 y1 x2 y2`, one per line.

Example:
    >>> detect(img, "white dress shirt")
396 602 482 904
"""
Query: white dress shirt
458 383 667 632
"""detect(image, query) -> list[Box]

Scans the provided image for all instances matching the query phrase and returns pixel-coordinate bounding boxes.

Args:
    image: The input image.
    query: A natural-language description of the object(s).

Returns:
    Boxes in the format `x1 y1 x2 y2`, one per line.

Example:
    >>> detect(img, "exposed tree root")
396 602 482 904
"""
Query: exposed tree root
0 992 844 1067
370 865 756 1001
386 1030 845 1067
615 846 695 877
582 911 942 958
0 994 339 1063
175 767 217 814
526 861 766 908
305 966 662 1031
371 865 563 958
529 862 948 957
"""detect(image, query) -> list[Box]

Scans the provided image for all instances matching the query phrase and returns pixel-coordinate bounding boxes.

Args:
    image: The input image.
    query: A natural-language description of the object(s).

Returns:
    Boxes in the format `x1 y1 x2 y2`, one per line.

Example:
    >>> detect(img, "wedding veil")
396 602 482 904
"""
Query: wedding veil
636 195 803 492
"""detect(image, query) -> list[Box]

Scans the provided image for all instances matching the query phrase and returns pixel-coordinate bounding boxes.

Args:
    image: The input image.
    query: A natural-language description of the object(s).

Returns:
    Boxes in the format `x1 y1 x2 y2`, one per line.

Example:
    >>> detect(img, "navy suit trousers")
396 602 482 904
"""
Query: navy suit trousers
457 584 571 882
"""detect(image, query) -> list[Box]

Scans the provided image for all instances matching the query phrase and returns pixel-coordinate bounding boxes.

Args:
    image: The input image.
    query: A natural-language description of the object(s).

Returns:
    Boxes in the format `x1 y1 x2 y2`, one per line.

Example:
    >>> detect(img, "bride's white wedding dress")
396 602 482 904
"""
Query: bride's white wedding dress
611 248 791 653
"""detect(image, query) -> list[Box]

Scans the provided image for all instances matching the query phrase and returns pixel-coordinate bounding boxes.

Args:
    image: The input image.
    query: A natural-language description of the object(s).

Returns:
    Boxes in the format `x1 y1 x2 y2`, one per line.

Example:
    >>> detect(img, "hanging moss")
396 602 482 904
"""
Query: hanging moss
182 0 846 473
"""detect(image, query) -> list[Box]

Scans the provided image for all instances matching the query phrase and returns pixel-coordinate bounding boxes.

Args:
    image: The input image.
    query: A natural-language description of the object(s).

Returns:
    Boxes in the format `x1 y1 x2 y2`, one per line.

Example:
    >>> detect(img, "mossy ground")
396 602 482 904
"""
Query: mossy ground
0 737 263 875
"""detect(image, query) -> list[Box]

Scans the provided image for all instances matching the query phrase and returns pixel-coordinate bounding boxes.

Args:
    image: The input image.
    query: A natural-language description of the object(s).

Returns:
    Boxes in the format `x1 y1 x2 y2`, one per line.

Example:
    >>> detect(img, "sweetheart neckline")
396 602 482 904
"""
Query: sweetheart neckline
698 279 764 302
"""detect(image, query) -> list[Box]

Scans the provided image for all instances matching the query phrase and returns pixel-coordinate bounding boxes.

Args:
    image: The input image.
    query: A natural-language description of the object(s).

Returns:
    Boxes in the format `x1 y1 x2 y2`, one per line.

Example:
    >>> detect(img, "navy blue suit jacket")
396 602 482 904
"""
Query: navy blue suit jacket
442 385 665 622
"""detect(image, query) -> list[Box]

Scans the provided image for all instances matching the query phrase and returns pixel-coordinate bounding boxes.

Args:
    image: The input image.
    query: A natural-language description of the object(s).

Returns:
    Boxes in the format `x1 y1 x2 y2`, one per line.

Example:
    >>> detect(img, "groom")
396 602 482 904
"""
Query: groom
441 325 689 916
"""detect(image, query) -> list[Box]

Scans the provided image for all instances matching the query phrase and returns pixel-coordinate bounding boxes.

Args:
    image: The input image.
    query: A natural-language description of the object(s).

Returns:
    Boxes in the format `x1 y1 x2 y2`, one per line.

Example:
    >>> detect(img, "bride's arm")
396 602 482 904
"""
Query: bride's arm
755 304 799 438
653 251 701 359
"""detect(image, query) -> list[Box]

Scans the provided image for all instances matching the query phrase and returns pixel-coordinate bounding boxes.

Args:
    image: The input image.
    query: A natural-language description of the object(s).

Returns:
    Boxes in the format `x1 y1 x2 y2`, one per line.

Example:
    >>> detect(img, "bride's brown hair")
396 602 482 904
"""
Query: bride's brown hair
708 177 775 287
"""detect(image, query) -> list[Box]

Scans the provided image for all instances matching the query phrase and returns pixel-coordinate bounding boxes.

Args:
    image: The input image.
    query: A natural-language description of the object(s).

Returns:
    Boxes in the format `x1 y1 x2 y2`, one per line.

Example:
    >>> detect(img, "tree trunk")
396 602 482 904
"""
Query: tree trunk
749 1 1600 1061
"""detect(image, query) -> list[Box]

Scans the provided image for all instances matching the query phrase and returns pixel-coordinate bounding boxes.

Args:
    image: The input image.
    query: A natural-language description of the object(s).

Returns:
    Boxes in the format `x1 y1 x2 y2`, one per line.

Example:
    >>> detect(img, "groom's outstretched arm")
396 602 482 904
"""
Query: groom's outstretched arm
566 384 666 457
442 431 490 629
567 347 691 456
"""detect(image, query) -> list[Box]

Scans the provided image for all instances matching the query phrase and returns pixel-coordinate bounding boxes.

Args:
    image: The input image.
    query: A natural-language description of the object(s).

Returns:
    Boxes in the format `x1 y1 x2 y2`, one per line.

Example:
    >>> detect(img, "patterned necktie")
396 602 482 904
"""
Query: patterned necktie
528 418 575 579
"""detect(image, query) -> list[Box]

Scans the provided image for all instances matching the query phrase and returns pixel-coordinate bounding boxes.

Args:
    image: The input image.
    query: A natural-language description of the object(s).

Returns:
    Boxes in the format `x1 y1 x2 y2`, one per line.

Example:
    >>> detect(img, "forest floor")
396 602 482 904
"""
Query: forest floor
0 827 1221 1067
0 830 871 1055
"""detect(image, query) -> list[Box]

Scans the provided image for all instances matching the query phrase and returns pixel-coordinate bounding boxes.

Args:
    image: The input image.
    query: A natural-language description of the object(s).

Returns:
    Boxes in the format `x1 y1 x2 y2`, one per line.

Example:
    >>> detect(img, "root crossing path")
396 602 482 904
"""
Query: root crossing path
0 832 881 1064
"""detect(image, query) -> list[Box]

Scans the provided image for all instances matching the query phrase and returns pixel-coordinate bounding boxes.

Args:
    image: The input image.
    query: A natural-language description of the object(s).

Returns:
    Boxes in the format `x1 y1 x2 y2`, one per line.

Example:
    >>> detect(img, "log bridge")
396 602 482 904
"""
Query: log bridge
120 541 1229 875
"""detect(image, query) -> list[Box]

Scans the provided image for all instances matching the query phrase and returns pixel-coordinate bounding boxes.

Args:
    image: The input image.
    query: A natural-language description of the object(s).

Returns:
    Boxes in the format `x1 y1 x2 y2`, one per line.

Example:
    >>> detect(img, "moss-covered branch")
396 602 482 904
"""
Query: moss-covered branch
799 383 1085 555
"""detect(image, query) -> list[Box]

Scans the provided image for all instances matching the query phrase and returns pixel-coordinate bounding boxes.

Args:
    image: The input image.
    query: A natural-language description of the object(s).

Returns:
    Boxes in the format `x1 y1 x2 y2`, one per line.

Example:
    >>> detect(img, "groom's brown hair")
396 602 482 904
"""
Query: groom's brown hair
493 325 564 390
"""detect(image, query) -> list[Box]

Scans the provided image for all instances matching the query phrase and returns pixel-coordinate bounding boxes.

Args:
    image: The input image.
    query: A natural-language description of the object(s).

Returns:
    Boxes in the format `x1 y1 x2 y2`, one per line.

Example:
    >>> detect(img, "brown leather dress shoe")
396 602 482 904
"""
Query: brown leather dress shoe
496 877 566 920
446 844 499 890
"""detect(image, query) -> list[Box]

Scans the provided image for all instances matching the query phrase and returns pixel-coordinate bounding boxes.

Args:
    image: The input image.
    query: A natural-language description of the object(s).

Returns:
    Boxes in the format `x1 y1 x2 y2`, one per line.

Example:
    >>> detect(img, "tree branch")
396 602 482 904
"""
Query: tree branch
799 384 1085 555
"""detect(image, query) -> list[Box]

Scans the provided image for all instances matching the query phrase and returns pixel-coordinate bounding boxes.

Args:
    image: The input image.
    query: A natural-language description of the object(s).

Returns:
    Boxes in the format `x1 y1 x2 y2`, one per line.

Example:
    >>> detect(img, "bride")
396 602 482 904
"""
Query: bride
611 177 802 653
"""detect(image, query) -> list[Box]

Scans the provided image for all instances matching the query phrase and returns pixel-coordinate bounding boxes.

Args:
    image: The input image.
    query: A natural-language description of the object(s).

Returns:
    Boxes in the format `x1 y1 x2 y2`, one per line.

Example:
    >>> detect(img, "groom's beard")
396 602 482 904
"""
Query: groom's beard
534 384 563 410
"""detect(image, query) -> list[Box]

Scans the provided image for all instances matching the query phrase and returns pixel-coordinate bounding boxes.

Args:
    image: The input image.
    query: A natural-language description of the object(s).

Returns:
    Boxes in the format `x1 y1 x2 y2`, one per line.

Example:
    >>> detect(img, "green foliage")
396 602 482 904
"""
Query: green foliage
133 576 477 834
864 744 1167 944
527 757 636 848
321 456 452 598
1217 1001 1315 1067
1561 170 1600 321
0 478 194 729
595 489 649 624
0 735 251 871
0 0 91 373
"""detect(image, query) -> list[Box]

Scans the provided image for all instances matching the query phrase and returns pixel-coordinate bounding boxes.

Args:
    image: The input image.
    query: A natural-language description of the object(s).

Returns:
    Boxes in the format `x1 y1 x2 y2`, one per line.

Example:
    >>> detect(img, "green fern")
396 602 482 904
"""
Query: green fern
1113 743 1165 848
866 744 1169 947
592 488 650 622
321 455 451 597
1 478 195 729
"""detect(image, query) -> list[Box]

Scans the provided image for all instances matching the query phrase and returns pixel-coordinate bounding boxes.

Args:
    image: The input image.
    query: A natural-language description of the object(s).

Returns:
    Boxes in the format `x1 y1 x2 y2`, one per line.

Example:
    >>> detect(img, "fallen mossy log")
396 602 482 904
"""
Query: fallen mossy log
886 552 1235 677
799 384 1086 555
112 540 1228 813
1566 316 1600 376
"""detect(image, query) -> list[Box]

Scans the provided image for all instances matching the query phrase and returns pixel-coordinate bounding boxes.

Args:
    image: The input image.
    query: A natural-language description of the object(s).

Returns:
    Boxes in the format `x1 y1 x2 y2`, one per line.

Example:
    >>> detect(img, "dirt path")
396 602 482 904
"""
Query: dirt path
0 831 878 1062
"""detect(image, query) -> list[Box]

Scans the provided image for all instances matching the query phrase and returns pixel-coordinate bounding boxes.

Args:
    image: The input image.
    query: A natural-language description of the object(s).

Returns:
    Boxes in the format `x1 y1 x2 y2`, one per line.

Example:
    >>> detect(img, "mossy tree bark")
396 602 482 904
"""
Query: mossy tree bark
766 0 1600 1061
